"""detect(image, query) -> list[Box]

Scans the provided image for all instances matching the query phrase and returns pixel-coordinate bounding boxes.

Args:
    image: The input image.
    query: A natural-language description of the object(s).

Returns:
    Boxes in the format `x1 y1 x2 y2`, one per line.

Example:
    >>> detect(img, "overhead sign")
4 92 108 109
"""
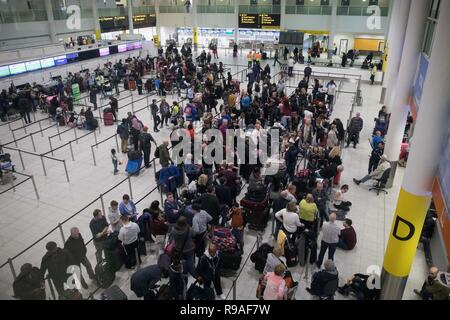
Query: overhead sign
238 13 280 29
99 16 129 32
133 14 157 29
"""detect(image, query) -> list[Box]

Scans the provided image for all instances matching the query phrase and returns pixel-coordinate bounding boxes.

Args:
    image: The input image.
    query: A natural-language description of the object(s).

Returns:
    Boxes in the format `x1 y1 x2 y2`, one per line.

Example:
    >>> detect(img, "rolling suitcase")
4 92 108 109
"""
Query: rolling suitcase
95 260 116 289
126 159 142 176
101 285 128 300
129 80 137 91
103 112 114 126
240 196 269 231
296 233 307 267
220 250 242 271
284 239 298 268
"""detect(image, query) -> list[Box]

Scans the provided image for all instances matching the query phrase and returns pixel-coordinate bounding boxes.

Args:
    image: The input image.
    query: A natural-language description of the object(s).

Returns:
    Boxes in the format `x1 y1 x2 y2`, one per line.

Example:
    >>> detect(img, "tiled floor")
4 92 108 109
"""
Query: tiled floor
0 52 426 300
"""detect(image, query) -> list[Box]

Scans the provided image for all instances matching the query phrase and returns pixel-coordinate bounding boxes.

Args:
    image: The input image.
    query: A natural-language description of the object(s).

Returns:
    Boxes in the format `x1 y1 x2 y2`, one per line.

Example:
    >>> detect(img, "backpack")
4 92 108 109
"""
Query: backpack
212 227 237 253
154 146 160 158
250 243 274 273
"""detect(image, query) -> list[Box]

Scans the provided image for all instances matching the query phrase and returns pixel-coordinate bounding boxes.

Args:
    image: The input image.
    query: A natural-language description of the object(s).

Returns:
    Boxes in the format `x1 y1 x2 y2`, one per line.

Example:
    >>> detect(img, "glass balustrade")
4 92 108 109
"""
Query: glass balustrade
0 10 48 23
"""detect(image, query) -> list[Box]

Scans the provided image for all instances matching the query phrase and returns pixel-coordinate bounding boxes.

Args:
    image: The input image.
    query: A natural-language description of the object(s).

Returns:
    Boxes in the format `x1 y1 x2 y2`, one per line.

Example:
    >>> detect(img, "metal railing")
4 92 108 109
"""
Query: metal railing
239 5 281 14
337 6 389 17
0 170 39 200
0 9 48 23
285 5 332 15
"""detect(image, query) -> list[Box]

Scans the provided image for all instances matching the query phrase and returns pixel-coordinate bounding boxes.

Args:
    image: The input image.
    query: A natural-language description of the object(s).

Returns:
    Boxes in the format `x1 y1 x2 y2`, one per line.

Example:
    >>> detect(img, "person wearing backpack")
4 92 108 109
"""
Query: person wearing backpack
157 141 172 168
139 126 157 168
117 119 130 153
196 244 226 300
160 98 171 128
170 216 199 280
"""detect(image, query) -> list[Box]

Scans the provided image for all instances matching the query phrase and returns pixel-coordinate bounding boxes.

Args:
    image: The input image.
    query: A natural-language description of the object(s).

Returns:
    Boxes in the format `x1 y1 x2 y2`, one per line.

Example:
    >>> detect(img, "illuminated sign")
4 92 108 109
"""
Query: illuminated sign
54 55 68 66
99 48 110 57
0 66 10 78
25 60 42 72
238 13 280 29
9 63 27 75
40 58 55 68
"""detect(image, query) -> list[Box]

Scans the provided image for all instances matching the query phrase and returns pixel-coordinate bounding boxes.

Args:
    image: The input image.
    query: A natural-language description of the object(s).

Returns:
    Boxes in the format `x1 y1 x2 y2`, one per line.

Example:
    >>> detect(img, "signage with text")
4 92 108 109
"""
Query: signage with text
238 13 280 29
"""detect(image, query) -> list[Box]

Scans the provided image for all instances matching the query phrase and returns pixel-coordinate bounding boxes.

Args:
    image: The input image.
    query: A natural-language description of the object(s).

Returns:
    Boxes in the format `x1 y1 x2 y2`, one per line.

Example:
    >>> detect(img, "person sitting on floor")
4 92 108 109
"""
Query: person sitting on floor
333 184 352 212
306 260 339 297
337 219 357 251
414 267 450 300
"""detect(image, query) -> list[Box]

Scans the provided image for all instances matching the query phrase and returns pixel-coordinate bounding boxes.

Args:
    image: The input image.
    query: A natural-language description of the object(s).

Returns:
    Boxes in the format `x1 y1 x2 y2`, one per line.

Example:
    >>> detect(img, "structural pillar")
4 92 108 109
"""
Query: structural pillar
327 0 338 59
381 0 450 300
280 0 287 31
92 0 101 40
127 0 135 35
155 0 161 41
44 0 57 43
384 0 428 188
193 0 199 51
380 0 410 106
234 0 239 44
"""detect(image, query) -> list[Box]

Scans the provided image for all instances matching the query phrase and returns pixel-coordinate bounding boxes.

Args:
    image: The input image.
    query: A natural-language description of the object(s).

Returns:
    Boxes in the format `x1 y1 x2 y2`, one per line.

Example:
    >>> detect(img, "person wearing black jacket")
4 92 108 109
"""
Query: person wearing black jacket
64 227 96 289
40 241 71 298
200 187 221 226
13 263 45 300
306 260 339 297
137 77 143 95
214 177 233 208
304 64 312 84
196 244 226 300
368 141 384 174
18 92 32 124
130 264 169 300
139 126 157 168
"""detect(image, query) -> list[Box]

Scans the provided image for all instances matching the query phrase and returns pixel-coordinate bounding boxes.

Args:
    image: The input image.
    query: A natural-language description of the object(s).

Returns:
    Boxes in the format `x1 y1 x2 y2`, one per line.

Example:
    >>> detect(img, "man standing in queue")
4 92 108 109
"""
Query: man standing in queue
140 126 157 168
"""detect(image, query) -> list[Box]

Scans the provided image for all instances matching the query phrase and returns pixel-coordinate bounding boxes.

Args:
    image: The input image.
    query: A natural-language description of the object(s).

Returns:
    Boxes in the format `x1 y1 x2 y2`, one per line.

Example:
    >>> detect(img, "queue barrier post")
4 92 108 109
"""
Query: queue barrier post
48 137 54 156
115 134 120 153
30 134 36 152
69 142 75 161
100 194 106 216
31 175 40 200
128 175 133 200
91 146 97 166
232 279 237 300
63 160 70 182
56 123 61 141
74 127 78 144
39 121 43 137
40 156 47 176
58 223 66 243
11 130 18 147
18 150 25 171
8 258 17 281
94 130 98 147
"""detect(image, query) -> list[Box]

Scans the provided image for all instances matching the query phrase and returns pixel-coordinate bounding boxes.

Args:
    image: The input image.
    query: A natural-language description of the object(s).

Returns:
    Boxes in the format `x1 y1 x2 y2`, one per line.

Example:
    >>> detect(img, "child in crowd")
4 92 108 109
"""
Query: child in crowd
111 149 121 175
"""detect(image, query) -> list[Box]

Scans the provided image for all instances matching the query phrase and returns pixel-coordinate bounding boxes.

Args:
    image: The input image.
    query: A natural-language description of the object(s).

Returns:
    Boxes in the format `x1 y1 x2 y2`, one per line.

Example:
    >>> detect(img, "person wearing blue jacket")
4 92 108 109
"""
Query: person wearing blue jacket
240 94 251 112
164 192 180 232
119 194 137 221
159 165 180 196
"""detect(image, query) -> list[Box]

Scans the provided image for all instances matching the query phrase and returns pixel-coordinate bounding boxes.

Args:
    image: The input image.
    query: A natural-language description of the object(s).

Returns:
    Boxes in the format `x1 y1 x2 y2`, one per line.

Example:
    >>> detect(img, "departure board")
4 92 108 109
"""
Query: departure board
238 13 280 29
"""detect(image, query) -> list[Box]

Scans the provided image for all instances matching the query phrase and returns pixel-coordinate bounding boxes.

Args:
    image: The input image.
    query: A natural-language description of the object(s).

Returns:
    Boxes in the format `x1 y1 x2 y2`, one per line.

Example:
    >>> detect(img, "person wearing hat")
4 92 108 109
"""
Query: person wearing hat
353 155 390 186
169 216 199 279
139 126 157 168
284 138 299 179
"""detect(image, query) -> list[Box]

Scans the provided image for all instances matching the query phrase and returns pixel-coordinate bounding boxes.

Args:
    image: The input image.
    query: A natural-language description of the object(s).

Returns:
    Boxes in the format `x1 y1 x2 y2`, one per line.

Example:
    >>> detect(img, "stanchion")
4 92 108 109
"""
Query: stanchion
69 142 75 161
30 134 36 152
32 111 36 122
63 160 70 182
56 123 61 141
100 194 106 215
74 127 78 144
18 150 25 171
7 119 12 132
40 156 47 176
115 134 120 153
146 94 150 110
39 121 43 137
31 175 40 200
21 118 27 134
58 223 66 243
232 279 237 300
48 278 57 300
8 258 17 280
11 130 18 147
9 172 16 192
48 137 54 156
91 146 97 166
94 130 98 147
128 175 133 199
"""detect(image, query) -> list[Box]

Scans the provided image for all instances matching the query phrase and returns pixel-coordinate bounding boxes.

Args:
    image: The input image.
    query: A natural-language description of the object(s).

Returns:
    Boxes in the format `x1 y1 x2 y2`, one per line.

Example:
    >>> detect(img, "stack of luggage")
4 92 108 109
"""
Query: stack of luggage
212 227 242 273
240 184 269 231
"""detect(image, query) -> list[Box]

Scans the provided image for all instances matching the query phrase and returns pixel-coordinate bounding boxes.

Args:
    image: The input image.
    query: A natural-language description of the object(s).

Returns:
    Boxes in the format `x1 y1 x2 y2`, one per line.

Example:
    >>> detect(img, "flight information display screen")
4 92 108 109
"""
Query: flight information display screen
54 55 68 66
25 60 42 72
238 13 280 29
40 58 55 68
9 63 27 75
0 66 11 78
99 48 110 57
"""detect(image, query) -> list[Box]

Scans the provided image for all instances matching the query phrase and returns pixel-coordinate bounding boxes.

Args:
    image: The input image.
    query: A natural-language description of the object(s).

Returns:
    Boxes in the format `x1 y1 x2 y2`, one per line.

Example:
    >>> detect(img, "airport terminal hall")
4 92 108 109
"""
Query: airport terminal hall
0 0 450 304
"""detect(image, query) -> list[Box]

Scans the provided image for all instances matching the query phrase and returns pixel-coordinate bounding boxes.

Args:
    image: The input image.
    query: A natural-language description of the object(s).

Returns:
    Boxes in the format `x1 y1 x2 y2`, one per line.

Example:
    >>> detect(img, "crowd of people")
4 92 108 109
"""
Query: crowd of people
7 42 438 301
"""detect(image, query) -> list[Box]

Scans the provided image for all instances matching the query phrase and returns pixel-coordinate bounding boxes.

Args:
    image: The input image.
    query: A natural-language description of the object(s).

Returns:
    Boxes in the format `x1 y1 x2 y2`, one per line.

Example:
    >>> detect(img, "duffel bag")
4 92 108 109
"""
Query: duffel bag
212 227 237 253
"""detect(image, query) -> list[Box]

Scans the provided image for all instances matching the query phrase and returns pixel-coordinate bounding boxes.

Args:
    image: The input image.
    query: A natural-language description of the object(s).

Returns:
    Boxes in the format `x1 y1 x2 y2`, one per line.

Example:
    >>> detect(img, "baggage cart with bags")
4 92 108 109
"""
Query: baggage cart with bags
240 196 270 231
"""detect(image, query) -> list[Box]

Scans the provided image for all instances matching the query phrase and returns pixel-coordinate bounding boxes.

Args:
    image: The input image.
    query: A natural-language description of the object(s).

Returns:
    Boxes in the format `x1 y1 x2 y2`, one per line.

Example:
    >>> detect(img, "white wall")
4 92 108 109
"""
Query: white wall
334 34 355 54
284 15 331 32
335 16 388 34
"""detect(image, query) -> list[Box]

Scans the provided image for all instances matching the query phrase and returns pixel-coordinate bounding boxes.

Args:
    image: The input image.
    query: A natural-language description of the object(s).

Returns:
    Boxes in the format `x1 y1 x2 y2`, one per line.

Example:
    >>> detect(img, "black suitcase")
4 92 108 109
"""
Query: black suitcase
220 250 242 271
250 243 274 273
245 208 269 231
284 240 298 268
101 285 128 300
128 150 142 160
95 260 116 289
104 247 124 272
